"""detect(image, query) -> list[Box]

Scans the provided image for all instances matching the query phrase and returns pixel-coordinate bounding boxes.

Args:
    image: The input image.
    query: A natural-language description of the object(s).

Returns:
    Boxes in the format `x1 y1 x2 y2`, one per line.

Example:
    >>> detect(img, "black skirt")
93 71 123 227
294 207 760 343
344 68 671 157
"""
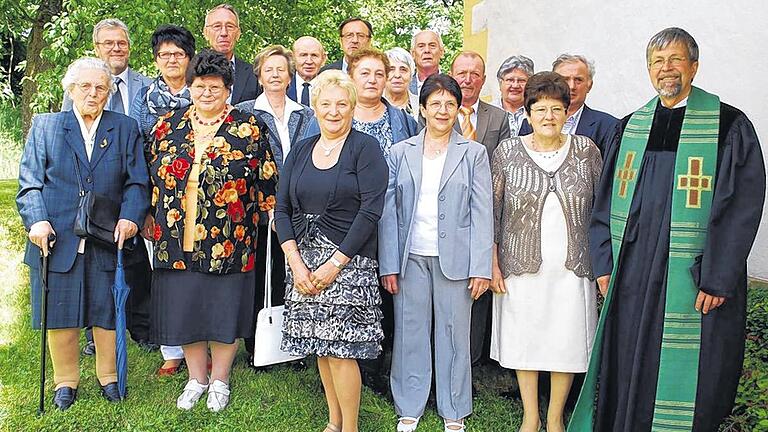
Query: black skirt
151 267 255 345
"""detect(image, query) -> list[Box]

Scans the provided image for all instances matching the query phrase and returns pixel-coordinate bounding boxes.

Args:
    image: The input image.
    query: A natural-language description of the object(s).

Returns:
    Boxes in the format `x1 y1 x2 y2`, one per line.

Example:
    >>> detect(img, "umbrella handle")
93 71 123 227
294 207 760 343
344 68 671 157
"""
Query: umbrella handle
117 248 123 267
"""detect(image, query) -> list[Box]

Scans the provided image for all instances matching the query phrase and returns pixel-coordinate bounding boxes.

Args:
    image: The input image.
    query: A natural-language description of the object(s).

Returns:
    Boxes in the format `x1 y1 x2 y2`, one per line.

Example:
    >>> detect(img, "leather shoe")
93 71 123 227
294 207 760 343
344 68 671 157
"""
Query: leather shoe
53 386 77 410
81 341 96 356
100 382 123 402
136 340 160 352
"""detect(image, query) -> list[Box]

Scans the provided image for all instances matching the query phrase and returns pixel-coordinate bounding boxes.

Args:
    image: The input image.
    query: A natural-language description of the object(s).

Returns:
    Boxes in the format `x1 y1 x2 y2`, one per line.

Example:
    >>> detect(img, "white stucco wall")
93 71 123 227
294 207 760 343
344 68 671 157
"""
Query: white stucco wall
471 0 768 280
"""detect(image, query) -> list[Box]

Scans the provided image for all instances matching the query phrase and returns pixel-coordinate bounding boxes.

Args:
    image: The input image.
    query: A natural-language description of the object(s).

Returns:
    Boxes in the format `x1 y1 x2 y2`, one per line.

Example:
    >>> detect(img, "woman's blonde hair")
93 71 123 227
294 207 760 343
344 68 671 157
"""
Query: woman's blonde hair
310 70 358 110
253 44 295 79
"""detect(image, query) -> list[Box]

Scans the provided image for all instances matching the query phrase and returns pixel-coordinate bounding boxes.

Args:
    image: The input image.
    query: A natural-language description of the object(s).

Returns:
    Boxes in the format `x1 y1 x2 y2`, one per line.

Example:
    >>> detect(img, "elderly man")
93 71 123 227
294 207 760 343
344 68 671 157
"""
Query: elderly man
320 17 373 73
493 55 534 136
408 30 445 96
449 51 509 368
570 27 765 432
521 54 618 155
203 3 260 103
287 36 326 105
18 57 149 410
63 19 150 114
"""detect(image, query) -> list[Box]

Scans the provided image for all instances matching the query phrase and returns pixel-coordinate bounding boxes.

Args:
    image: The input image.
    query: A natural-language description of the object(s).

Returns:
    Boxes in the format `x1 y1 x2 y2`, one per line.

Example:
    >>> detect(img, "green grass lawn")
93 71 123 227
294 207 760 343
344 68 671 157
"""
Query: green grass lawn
0 179 524 431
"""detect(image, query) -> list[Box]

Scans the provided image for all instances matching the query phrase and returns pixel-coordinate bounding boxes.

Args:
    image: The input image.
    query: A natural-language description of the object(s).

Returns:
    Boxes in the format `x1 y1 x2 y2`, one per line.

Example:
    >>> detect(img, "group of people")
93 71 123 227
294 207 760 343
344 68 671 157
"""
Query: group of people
16 3 765 432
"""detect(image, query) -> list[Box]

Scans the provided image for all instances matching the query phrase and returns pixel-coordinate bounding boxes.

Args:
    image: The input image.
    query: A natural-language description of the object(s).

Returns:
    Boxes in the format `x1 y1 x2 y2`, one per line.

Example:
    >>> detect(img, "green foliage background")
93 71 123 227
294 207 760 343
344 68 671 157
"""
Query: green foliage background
0 0 463 115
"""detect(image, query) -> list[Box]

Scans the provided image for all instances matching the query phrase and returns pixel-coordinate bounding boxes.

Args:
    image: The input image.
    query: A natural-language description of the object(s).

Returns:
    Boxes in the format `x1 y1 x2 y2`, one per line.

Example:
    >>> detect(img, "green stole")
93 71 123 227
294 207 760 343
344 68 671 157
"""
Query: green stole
568 86 720 432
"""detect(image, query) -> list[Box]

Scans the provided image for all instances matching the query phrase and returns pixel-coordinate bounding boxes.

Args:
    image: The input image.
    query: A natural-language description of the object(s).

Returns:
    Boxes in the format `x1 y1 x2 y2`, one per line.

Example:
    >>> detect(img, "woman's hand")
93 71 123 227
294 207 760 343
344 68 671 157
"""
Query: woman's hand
490 262 506 294
288 252 316 296
29 220 56 257
114 219 138 250
141 215 155 240
468 277 490 300
597 275 610 297
381 275 400 295
310 261 341 293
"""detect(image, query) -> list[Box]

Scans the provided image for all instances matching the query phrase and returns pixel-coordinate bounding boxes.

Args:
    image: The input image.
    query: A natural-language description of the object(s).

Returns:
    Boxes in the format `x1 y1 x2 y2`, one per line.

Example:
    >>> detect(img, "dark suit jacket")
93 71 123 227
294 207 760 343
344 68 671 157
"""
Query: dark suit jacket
17 110 150 273
519 104 618 155
232 56 262 104
319 60 343 73
451 100 511 159
287 75 298 102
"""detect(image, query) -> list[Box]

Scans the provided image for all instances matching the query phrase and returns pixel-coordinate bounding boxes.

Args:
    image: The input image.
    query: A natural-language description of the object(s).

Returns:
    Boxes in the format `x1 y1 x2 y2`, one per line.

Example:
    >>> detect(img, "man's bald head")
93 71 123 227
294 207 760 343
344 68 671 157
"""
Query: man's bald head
293 36 327 81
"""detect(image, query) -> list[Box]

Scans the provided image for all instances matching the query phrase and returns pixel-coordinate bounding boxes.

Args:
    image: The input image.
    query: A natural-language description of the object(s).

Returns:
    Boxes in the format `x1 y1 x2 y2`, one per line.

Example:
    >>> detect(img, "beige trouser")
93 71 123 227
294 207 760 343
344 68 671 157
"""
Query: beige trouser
48 327 117 390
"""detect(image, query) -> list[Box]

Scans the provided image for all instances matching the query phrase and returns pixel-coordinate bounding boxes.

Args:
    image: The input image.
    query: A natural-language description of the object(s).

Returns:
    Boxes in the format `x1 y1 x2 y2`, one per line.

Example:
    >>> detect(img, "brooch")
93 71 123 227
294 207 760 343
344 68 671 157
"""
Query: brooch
99 138 108 148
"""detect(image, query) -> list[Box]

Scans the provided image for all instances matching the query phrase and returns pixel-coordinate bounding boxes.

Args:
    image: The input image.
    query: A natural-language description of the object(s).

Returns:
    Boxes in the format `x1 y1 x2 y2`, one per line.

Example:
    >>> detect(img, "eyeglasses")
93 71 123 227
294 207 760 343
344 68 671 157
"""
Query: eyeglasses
190 84 227 95
96 40 129 50
341 32 370 41
426 101 458 112
157 51 187 60
649 56 688 70
502 77 528 86
206 23 239 33
530 106 566 116
74 82 110 95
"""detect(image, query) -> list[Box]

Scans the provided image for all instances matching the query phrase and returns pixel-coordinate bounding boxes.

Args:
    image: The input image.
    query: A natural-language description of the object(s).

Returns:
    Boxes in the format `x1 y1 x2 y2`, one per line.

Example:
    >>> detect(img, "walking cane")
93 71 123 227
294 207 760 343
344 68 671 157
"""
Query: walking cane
37 233 55 416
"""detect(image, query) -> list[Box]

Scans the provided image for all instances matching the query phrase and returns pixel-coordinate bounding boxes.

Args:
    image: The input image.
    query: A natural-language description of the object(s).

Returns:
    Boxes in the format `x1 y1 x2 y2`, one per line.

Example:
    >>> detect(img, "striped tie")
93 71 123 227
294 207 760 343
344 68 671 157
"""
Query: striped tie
459 105 476 140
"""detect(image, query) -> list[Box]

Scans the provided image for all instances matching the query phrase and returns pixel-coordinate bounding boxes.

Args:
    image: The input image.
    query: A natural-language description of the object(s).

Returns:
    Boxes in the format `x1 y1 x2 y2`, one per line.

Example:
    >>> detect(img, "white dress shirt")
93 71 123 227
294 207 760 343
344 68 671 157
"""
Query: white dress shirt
73 107 104 253
252 93 305 157
458 99 480 131
562 104 585 135
295 73 314 105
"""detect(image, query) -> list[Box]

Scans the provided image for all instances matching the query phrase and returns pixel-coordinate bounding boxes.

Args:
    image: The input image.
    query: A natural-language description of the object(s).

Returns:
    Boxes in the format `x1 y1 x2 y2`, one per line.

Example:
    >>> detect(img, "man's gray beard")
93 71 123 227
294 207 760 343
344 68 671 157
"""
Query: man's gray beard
657 82 682 98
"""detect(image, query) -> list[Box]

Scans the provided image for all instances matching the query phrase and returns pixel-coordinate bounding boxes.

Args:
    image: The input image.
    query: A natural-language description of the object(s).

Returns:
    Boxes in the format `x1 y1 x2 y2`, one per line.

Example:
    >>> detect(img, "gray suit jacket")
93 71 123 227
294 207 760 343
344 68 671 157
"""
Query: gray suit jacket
62 67 150 113
452 100 511 159
378 130 493 280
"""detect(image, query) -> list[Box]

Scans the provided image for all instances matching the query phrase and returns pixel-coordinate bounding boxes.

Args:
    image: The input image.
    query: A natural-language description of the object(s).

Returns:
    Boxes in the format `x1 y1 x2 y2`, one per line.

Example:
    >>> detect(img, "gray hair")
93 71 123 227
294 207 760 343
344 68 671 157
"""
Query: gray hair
205 4 240 26
646 27 699 63
61 57 116 96
410 30 444 51
496 55 534 80
552 54 595 80
92 18 131 46
385 47 415 73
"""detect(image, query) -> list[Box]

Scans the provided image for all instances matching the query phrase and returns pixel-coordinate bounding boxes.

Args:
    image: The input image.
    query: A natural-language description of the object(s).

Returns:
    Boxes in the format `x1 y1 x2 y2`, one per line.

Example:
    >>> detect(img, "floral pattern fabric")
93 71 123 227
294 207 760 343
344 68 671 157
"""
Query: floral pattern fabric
148 107 277 274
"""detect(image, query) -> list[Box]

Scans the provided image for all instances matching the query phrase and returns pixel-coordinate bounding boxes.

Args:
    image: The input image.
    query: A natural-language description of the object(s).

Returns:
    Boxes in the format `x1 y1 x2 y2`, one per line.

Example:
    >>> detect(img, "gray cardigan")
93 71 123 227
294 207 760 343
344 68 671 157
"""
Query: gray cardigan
491 135 602 279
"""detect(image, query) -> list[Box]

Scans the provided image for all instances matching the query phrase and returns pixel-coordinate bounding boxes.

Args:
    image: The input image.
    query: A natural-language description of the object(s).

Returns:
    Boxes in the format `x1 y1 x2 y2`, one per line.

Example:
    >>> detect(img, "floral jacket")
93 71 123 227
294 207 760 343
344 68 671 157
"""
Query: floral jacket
148 107 277 274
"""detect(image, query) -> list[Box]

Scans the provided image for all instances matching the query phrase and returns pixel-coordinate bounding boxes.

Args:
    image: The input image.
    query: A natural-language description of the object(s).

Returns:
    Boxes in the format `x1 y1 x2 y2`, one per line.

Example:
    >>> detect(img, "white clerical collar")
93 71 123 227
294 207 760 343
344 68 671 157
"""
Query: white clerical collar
253 93 304 121
673 97 688 108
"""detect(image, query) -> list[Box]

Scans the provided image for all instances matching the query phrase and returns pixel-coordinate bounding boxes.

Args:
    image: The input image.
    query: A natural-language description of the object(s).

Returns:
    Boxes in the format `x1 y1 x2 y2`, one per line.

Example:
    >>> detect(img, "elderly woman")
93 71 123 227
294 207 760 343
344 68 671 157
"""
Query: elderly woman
129 23 196 377
489 72 602 432
235 44 314 364
379 73 493 432
494 55 534 136
147 49 277 412
276 70 388 432
17 57 149 410
384 47 419 118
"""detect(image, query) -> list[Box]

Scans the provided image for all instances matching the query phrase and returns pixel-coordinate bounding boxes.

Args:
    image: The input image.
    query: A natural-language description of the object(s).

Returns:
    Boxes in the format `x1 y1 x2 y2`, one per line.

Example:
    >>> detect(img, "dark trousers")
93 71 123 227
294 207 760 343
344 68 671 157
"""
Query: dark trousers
470 291 492 365
359 284 394 387
245 227 286 355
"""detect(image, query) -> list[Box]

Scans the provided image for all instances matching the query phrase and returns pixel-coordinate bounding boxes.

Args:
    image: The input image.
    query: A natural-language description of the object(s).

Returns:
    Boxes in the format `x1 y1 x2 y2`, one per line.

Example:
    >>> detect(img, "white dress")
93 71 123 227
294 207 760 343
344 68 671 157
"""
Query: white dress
489 136 597 373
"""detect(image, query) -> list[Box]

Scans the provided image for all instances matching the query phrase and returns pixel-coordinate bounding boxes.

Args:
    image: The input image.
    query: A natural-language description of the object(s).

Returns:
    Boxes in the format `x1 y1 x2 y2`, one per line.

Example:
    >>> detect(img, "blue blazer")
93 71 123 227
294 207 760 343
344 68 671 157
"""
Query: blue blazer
235 100 315 171
17 110 150 273
303 98 419 144
287 75 298 102
378 130 494 281
519 104 618 155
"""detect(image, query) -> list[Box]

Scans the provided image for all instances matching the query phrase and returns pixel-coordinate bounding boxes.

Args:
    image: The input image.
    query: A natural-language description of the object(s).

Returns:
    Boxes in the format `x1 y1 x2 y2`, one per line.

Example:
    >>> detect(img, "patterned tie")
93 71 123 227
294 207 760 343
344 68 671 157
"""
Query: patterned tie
459 105 476 140
111 77 125 114
563 114 578 134
301 82 310 106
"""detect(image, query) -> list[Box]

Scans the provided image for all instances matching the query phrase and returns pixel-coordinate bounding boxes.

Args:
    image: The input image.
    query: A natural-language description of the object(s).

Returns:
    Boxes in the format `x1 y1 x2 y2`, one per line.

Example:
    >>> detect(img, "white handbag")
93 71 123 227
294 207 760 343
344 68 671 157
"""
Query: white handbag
252 220 305 367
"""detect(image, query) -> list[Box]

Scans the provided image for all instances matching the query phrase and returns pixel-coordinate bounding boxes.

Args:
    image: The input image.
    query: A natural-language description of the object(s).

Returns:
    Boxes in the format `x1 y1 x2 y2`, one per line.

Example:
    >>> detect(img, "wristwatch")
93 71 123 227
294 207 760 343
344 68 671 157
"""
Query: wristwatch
329 256 346 270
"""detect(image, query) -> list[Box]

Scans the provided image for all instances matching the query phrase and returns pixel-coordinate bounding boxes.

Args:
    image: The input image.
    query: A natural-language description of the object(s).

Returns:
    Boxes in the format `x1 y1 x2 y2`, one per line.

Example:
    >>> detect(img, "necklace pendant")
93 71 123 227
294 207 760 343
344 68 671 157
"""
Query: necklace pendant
324 149 332 156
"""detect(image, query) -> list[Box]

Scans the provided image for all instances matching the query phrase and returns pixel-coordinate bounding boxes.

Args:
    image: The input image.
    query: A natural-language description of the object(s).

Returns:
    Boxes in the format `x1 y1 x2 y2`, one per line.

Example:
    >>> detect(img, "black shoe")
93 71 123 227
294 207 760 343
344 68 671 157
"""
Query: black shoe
289 359 307 372
100 382 123 402
135 340 160 352
81 341 96 356
53 386 77 411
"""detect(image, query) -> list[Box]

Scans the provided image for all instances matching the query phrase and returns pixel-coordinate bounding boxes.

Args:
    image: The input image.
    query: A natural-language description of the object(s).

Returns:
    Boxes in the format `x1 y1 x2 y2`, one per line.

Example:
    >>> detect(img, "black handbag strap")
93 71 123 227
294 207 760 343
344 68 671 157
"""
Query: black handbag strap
70 152 86 197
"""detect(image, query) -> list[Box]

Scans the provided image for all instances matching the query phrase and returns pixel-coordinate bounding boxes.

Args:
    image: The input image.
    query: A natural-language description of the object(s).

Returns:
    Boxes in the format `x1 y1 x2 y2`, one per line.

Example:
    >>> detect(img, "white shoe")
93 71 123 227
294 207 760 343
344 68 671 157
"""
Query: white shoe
206 379 230 412
176 379 208 410
443 418 465 432
397 416 421 432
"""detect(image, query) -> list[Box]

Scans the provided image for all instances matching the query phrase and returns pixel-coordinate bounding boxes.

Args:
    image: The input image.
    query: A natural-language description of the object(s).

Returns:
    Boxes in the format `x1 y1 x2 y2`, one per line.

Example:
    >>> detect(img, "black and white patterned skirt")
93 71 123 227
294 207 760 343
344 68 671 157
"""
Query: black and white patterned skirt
281 215 383 359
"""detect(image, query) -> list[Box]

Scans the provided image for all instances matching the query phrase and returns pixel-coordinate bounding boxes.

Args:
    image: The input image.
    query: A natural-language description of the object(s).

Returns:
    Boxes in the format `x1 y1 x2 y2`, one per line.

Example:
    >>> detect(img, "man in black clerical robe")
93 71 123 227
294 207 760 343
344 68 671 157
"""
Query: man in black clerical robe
572 28 765 432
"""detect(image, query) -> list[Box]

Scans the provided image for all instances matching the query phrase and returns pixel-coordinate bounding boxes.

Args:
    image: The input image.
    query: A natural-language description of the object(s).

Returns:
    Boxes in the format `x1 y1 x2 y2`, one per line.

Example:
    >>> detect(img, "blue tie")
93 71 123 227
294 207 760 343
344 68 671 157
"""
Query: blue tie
111 77 125 114
301 82 310 106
